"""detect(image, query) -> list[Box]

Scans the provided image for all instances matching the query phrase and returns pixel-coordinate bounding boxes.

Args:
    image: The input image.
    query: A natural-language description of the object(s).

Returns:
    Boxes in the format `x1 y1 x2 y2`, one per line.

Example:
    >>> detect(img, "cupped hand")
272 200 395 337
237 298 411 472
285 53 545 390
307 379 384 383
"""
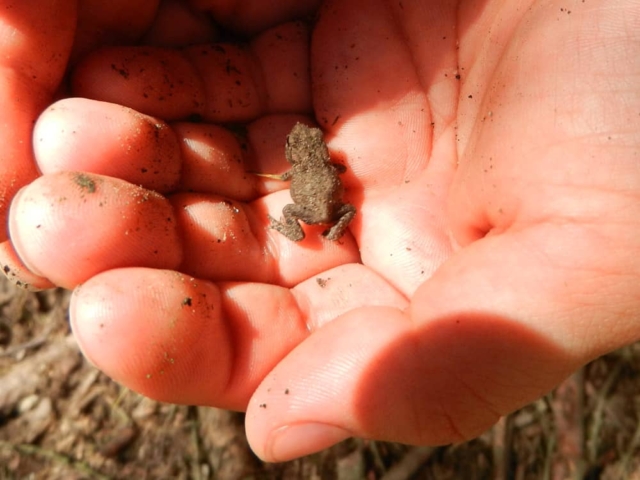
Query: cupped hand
4 0 640 463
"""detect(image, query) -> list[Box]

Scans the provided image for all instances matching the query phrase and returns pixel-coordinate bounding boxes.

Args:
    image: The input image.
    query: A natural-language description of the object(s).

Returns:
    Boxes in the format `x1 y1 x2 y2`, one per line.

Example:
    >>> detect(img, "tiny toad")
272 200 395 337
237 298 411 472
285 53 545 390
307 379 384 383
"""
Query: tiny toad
267 123 356 241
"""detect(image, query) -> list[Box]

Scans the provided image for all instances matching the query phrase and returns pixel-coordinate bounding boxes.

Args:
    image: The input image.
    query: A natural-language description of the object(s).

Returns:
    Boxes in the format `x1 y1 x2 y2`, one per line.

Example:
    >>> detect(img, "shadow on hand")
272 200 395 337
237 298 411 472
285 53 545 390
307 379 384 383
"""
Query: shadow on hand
351 310 578 445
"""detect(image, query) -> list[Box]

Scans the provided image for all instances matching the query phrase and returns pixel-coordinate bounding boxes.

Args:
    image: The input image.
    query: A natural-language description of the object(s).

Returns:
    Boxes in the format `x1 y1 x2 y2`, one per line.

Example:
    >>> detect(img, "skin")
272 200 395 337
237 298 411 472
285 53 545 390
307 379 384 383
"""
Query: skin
2 0 640 463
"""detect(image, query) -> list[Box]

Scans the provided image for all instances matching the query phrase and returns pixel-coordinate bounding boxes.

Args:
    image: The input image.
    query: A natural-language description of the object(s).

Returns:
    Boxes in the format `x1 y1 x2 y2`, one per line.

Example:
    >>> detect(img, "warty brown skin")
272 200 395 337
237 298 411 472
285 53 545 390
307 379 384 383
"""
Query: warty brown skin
268 123 356 241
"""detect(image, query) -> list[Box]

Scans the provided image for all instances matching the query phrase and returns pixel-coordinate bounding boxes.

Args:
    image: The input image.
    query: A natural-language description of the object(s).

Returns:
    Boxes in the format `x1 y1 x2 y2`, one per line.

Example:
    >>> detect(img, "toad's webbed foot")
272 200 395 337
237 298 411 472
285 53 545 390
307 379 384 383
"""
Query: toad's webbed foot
268 211 305 242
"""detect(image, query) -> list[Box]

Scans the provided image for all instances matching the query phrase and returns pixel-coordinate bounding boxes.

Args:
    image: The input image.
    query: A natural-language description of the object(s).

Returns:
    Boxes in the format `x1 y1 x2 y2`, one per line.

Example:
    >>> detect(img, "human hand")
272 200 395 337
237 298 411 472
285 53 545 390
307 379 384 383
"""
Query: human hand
4 0 640 463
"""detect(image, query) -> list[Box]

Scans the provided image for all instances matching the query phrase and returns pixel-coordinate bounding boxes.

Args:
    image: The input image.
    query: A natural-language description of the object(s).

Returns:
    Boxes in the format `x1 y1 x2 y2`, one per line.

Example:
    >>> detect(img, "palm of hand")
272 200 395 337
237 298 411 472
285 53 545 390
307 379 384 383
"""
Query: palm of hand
5 0 640 462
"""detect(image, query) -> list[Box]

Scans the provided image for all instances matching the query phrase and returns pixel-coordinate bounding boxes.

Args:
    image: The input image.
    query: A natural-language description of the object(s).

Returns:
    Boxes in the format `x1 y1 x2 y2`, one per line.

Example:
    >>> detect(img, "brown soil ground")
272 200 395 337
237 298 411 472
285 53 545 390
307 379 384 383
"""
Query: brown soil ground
1 275 639 480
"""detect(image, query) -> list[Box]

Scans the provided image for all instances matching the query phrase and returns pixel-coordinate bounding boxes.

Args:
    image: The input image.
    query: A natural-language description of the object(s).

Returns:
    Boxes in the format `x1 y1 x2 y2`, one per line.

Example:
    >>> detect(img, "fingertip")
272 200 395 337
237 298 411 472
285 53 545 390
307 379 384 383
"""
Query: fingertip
34 98 182 192
9 172 182 288
0 240 55 291
244 307 411 461
255 423 352 463
7 185 47 279
70 268 230 404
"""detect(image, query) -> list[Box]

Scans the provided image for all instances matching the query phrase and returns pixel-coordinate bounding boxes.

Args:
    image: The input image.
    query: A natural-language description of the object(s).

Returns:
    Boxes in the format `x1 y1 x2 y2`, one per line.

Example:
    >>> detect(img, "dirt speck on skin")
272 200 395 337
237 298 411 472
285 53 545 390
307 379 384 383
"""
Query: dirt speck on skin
73 173 97 193
111 63 130 79
2 275 640 479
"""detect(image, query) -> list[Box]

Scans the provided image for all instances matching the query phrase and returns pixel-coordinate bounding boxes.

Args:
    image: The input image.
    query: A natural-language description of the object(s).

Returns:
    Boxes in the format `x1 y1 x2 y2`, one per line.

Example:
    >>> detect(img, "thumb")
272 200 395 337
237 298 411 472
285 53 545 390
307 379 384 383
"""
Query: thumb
245 225 639 461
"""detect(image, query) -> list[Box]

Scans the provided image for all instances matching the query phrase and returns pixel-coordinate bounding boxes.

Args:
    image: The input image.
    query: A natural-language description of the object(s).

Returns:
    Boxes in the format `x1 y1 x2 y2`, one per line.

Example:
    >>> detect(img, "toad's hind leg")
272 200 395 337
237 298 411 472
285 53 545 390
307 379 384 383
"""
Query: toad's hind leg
268 203 306 241
324 204 356 241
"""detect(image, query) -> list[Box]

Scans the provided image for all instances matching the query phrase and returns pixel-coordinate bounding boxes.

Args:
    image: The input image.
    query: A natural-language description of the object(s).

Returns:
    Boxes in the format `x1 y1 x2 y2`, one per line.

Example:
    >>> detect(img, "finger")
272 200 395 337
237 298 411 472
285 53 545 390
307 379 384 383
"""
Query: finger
142 0 219 48
72 21 312 122
161 189 360 285
35 98 182 193
70 263 406 409
172 121 258 200
9 172 182 288
9 171 361 288
34 100 335 203
33 100 362 211
0 0 76 241
292 263 408 330
70 268 306 409
187 0 320 36
71 0 159 63
0 242 54 291
34 97 261 200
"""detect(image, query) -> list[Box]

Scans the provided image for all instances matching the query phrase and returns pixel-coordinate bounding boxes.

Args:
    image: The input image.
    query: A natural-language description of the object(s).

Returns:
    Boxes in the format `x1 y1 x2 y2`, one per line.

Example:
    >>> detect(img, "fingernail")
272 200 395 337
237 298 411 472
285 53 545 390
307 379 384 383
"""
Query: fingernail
268 423 352 461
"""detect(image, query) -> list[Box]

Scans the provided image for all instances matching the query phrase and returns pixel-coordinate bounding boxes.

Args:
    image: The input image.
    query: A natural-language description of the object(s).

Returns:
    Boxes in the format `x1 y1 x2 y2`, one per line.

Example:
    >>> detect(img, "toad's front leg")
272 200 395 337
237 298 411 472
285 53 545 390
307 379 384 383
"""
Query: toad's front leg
268 203 306 241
